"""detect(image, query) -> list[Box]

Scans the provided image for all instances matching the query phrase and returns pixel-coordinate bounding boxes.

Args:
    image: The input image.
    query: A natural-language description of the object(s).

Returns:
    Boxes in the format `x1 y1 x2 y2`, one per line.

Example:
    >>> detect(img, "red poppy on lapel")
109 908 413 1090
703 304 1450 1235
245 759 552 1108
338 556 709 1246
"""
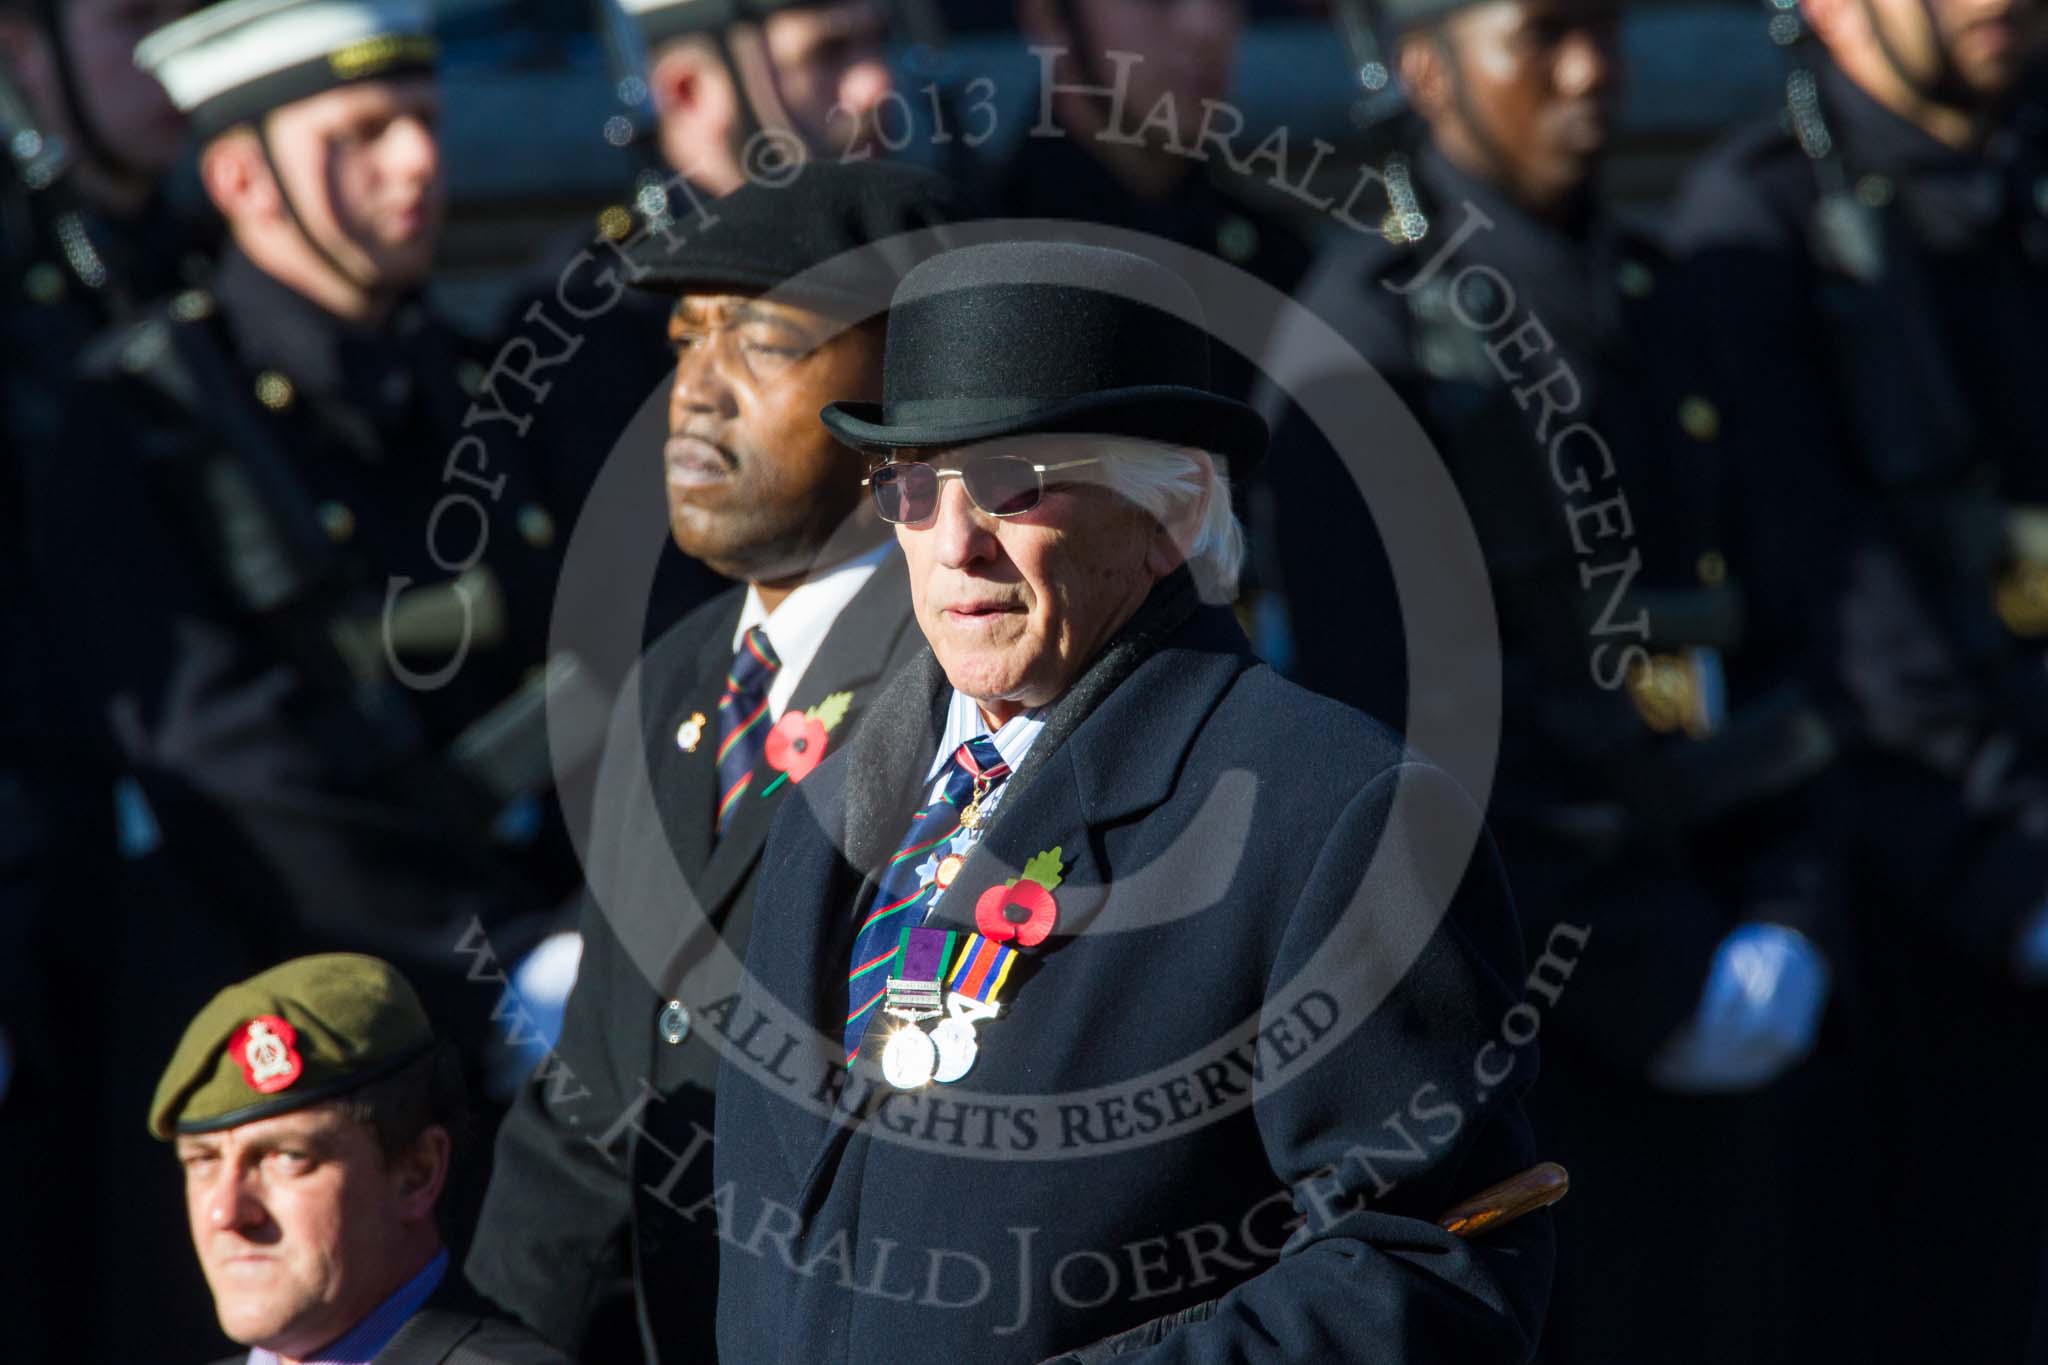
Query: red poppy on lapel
761 691 853 793
975 846 1064 947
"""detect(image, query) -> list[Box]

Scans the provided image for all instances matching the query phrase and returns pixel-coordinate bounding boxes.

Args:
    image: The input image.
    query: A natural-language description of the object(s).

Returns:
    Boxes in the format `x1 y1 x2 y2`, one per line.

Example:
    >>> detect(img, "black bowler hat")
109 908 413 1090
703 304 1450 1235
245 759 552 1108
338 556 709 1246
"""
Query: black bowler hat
819 241 1268 472
628 161 976 317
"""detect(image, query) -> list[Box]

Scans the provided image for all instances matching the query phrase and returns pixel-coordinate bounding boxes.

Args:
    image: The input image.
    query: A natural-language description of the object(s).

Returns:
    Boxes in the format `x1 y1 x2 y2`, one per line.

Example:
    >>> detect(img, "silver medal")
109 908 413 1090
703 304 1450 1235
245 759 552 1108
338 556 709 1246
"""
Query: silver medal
930 1016 979 1083
881 1025 938 1089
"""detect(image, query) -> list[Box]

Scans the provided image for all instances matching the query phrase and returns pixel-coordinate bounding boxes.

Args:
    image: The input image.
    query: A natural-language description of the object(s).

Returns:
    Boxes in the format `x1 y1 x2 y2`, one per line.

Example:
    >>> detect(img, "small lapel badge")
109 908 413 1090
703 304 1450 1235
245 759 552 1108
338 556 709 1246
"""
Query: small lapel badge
975 846 1065 948
658 1000 691 1045
676 711 708 753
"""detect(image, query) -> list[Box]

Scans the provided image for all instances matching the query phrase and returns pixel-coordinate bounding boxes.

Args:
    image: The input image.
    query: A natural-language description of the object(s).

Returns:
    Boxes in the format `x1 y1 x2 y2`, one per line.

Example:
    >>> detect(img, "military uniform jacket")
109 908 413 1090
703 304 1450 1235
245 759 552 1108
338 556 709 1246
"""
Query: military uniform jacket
29 247 572 984
708 574 1551 1363
1265 147 1846 1070
1667 60 2048 962
468 560 923 1362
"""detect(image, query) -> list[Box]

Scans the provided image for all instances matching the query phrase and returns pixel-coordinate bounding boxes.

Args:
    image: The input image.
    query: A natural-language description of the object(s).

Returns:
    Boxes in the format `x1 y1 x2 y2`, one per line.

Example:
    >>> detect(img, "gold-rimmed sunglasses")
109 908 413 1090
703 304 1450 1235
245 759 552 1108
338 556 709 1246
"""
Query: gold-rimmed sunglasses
861 454 1103 524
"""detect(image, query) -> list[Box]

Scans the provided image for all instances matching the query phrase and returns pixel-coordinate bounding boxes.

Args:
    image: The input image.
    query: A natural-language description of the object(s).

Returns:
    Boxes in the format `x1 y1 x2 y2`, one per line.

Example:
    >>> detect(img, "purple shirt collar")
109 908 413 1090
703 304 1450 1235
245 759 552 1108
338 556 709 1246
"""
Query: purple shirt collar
246 1247 448 1365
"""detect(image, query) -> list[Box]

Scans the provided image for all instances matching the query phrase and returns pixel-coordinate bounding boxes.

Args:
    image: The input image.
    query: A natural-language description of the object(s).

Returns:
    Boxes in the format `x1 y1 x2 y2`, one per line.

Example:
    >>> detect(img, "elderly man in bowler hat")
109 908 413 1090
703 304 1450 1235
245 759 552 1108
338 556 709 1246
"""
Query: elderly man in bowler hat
705 240 1553 1361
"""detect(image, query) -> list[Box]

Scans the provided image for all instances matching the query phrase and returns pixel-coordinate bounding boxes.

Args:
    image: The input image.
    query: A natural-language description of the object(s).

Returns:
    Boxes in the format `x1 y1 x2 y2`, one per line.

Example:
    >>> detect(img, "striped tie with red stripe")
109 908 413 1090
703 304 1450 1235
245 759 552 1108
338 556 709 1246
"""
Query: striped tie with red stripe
713 625 780 835
843 735 1010 1064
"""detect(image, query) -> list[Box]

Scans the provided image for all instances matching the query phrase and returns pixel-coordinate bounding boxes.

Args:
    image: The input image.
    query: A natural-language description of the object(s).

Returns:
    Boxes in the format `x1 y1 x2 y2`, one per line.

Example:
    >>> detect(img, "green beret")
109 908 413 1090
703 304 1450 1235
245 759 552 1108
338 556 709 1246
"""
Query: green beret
149 953 434 1140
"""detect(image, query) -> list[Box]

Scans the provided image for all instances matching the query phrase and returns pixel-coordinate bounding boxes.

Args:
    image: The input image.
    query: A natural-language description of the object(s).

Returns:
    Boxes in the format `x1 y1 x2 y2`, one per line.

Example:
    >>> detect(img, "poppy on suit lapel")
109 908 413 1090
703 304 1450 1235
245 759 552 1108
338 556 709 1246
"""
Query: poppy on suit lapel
973 846 1065 947
761 691 854 794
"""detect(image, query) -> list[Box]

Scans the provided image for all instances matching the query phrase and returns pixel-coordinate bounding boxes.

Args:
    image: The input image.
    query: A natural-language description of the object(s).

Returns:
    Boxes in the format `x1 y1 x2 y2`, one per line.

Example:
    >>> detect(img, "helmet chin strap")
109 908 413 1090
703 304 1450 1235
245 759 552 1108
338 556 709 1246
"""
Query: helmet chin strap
1856 0 1984 114
1429 23 1595 218
1431 29 1517 184
713 26 766 153
255 120 382 305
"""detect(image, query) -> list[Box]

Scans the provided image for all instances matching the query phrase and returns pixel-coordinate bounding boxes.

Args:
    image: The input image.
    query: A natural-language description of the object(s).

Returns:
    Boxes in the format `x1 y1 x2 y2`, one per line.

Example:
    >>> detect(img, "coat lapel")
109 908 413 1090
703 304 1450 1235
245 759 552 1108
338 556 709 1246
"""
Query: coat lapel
659 559 922 996
645 594 746 893
693 560 917 909
925 599 1254 949
371 1306 478 1363
921 743 1108 947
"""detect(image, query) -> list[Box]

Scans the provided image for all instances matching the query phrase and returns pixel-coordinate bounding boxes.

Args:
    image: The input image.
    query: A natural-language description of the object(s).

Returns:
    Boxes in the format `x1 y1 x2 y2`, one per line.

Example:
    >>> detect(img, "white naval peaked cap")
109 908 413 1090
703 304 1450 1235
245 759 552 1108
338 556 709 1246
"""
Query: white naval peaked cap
135 0 437 140
615 0 816 46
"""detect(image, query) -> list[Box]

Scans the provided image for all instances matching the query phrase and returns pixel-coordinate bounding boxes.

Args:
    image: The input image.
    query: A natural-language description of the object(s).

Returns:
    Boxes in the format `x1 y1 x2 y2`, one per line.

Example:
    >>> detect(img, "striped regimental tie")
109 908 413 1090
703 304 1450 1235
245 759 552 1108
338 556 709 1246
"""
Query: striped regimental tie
713 625 780 835
843 734 1010 1064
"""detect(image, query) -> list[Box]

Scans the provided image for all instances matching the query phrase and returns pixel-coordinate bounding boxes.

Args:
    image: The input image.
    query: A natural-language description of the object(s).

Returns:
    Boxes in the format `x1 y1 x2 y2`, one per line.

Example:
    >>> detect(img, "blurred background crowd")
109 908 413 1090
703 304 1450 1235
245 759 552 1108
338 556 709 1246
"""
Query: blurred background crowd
4 0 2047 1357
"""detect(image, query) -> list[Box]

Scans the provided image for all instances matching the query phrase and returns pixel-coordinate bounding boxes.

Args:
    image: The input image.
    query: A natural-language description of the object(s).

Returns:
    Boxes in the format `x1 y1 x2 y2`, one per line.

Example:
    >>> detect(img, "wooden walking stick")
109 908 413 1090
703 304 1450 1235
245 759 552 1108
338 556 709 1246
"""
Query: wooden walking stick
1438 1161 1571 1239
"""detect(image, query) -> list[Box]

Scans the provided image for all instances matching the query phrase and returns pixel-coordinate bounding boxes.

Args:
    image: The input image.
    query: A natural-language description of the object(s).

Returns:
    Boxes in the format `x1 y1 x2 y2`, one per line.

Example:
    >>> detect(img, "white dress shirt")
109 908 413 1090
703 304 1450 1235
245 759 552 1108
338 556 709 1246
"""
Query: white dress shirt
731 541 896 720
921 688 1047 827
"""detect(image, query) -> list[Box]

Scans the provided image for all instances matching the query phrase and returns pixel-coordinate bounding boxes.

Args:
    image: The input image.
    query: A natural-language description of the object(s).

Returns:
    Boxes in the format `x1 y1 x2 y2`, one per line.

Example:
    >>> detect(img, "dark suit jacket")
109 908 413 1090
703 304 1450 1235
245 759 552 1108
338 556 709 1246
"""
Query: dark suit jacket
207 1306 573 1365
710 575 1552 1362
468 557 923 1362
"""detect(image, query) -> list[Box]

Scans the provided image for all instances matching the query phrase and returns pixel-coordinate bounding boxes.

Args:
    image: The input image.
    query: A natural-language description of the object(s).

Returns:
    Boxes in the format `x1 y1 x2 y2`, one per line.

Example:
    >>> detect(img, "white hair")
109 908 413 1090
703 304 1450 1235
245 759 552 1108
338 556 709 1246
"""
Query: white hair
1084 437 1247 605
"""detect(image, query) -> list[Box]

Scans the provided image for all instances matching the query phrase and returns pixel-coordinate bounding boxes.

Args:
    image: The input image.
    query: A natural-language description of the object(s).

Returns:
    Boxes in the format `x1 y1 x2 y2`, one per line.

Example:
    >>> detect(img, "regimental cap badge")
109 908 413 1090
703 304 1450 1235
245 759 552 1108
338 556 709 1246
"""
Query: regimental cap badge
231 1015 304 1093
148 952 435 1140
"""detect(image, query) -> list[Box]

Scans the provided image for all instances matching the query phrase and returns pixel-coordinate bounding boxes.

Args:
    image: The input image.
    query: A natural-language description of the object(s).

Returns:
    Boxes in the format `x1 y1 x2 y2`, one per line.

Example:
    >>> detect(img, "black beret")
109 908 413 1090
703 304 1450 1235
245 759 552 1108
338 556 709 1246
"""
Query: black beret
627 160 977 317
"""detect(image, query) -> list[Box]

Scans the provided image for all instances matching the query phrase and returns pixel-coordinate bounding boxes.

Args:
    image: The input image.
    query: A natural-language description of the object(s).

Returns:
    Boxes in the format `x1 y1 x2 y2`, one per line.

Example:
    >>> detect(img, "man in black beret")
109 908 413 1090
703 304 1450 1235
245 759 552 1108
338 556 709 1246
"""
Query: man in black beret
468 160 968 1365
494 0 899 643
156 954 572 1365
702 237 1552 1361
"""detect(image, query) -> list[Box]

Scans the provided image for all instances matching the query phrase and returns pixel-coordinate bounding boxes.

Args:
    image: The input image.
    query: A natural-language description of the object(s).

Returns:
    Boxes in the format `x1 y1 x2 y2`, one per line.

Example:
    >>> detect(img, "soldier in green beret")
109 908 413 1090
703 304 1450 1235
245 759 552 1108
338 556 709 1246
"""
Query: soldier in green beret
154 954 573 1365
